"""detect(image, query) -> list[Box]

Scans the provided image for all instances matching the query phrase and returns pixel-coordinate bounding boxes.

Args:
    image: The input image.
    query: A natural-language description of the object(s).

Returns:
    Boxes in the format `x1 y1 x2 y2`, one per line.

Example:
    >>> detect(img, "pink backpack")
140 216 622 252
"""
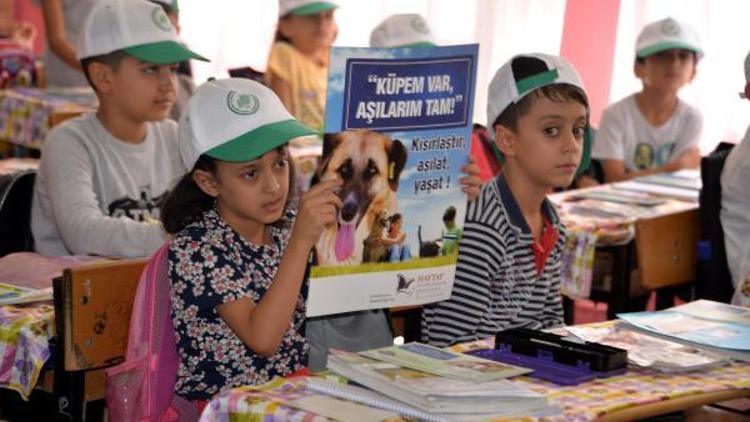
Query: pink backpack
105 242 201 421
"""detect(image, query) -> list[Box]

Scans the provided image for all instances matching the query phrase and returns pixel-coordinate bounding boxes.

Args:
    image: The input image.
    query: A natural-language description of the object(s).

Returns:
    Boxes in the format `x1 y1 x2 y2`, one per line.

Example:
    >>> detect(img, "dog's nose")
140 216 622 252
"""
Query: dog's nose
341 201 358 222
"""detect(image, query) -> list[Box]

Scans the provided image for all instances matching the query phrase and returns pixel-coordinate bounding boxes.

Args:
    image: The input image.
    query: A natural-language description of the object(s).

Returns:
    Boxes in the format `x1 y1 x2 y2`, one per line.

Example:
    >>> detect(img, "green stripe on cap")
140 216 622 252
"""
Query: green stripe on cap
206 119 316 162
515 69 559 96
124 41 208 64
576 126 593 176
637 42 701 58
291 2 337 16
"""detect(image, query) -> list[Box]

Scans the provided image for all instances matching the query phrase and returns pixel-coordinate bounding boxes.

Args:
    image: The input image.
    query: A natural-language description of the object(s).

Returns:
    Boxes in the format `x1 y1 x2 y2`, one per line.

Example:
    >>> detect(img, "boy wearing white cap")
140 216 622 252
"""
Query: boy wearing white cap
593 17 703 182
423 53 589 346
32 0 207 258
721 51 750 307
369 13 436 48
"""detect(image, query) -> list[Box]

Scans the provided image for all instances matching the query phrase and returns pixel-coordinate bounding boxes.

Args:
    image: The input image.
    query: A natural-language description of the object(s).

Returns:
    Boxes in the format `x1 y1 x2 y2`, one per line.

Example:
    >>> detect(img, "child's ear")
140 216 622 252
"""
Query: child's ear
88 62 114 93
192 170 220 198
494 125 516 158
745 83 750 100
277 17 294 40
633 60 645 79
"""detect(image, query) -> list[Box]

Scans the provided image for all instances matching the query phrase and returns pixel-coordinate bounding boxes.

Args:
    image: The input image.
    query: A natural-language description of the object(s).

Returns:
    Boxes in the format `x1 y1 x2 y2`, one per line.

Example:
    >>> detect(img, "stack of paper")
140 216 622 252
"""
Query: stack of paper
566 323 728 372
613 180 699 202
617 300 750 362
327 348 548 416
0 283 53 306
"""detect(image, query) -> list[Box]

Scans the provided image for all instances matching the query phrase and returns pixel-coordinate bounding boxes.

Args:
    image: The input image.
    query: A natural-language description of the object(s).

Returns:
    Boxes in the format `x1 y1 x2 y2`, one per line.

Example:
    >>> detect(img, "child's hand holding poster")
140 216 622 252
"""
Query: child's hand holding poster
307 44 478 317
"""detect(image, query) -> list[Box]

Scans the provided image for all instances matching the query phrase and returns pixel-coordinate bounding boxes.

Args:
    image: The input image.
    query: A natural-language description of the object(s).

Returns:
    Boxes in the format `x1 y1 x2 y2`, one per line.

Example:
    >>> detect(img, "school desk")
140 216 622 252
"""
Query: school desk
0 88 90 151
549 183 699 319
198 336 750 421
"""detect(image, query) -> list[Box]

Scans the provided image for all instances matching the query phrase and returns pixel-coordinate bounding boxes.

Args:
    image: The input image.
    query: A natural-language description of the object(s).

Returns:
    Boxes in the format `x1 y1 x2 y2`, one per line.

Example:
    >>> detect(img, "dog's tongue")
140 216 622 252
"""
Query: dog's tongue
335 223 355 262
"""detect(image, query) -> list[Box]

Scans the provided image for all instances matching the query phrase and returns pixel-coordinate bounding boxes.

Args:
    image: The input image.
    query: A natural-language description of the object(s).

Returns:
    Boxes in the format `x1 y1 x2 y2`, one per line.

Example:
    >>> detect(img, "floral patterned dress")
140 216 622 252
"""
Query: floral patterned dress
169 208 308 401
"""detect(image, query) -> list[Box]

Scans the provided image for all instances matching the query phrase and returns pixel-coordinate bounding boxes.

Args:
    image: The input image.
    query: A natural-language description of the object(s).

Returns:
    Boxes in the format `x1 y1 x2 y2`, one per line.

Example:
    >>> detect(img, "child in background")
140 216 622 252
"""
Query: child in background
440 206 462 255
162 78 341 400
31 0 207 258
593 17 703 182
148 0 195 121
39 0 97 92
370 13 500 182
423 53 589 346
721 50 750 307
386 213 411 262
266 0 338 133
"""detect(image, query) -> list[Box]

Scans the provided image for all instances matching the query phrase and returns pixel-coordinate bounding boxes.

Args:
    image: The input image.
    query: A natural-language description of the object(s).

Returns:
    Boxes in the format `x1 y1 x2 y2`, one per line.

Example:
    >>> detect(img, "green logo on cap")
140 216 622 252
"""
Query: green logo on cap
660 20 680 36
151 8 173 32
411 17 429 34
227 92 259 115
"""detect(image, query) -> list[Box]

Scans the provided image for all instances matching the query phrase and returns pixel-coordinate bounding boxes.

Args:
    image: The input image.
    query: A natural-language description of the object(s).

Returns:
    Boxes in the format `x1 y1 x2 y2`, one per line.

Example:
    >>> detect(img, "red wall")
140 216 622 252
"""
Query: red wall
559 0 621 127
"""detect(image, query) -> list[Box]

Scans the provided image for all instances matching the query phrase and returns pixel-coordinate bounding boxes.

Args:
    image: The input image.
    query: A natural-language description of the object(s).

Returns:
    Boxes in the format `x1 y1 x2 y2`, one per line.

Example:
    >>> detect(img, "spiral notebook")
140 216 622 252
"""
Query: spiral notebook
305 378 559 421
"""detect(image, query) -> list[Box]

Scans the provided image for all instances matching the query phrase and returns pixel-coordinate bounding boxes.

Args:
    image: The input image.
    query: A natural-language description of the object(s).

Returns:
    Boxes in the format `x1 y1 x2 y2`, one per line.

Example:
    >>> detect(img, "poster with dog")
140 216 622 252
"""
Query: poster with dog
307 44 478 317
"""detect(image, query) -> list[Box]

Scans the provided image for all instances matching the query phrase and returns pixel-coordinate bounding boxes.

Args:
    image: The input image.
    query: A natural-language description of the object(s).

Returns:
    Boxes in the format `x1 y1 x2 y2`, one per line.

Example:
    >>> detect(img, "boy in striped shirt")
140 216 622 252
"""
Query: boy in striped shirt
422 53 591 346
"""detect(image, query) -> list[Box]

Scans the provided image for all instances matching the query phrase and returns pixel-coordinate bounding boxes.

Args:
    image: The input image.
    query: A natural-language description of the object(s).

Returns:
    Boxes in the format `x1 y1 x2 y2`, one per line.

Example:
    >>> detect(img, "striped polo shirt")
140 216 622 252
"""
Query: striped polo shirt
422 175 567 347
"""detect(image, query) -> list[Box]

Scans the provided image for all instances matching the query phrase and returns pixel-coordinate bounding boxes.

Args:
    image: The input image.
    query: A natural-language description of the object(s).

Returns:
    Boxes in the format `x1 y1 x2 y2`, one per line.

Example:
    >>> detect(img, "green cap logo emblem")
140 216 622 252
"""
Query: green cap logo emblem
151 8 173 32
227 91 260 115
411 17 429 34
660 19 680 36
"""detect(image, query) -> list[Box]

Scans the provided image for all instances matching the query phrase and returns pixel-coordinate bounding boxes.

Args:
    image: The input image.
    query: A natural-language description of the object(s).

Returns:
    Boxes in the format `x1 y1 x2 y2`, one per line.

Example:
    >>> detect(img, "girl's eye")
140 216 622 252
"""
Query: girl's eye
170 65 179 74
543 127 560 137
275 158 288 168
573 126 586 138
243 169 258 179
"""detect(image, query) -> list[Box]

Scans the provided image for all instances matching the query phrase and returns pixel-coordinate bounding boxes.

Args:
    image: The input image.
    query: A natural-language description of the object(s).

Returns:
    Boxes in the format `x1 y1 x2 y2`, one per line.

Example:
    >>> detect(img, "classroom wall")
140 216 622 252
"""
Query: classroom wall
559 0 621 128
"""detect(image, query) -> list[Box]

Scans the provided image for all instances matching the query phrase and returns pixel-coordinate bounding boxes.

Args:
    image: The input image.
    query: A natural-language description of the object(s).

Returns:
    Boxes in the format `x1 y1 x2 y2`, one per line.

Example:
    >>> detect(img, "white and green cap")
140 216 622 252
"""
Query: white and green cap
636 17 703 59
179 78 316 170
487 53 587 133
278 0 338 17
78 0 206 64
370 14 435 48
487 53 592 173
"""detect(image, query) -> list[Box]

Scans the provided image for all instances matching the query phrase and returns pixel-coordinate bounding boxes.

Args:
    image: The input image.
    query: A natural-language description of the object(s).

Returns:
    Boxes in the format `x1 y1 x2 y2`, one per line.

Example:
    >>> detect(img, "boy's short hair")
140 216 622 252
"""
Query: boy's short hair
487 54 589 134
80 50 129 91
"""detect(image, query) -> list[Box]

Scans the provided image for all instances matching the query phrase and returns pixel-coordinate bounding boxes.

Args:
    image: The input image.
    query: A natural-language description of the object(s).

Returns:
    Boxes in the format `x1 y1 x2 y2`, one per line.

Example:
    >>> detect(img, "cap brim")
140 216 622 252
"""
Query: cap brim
291 2 338 16
637 42 702 58
206 119 316 162
124 41 208 64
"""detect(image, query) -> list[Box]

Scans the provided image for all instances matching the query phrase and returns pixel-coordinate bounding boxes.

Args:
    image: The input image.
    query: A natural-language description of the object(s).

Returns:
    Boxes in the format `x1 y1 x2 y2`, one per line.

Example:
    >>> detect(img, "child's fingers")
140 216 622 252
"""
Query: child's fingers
461 161 480 177
308 178 342 196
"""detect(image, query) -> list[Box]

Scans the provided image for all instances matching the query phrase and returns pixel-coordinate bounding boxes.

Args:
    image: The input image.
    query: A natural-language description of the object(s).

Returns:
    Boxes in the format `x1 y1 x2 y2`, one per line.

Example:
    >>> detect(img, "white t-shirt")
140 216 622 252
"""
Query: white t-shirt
720 126 750 303
32 113 186 257
592 94 702 171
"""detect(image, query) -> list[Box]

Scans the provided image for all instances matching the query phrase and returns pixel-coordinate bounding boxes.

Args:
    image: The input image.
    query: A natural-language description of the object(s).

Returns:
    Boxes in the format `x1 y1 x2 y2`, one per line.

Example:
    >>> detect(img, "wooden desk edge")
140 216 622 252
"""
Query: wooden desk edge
596 389 750 422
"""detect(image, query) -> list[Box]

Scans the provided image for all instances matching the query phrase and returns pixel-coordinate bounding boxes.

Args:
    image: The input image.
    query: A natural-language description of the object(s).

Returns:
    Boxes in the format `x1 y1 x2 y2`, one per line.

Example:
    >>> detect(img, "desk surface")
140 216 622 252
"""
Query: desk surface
201 336 750 421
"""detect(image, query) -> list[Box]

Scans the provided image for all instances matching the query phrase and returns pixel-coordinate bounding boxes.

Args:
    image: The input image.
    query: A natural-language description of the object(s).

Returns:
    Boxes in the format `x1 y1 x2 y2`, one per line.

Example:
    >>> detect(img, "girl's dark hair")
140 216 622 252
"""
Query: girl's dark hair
161 147 296 234
161 155 218 234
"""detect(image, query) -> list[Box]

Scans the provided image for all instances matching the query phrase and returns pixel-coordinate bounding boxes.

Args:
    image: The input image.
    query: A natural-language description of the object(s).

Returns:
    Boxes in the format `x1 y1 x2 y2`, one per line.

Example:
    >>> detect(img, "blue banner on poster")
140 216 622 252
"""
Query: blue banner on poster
343 56 473 131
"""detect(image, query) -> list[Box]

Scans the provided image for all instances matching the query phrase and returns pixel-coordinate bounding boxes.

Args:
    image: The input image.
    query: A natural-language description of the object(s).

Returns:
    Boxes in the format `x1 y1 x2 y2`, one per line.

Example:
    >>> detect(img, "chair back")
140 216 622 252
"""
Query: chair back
0 170 36 256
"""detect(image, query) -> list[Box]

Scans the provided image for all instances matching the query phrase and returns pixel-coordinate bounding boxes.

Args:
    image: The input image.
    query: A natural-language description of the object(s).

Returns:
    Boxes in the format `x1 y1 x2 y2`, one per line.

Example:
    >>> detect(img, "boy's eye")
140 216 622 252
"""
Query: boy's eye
275 158 288 168
243 169 258 179
170 64 179 74
543 127 560 136
573 126 586 138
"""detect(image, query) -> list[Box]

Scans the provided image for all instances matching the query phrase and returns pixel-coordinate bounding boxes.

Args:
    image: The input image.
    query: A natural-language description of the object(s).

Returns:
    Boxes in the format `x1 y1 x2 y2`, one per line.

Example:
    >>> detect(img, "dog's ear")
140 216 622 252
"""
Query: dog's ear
387 139 408 191
317 132 343 180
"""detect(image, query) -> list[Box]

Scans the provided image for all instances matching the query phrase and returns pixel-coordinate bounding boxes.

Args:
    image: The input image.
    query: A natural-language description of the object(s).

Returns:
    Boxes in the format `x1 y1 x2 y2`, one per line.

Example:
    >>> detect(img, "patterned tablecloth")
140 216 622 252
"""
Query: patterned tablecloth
550 185 699 299
199 337 750 421
0 88 91 149
0 302 54 399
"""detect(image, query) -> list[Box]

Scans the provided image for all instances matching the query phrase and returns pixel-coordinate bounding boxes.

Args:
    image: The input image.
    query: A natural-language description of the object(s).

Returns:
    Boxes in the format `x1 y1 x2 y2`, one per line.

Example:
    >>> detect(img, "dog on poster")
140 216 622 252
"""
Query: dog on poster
314 129 407 266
